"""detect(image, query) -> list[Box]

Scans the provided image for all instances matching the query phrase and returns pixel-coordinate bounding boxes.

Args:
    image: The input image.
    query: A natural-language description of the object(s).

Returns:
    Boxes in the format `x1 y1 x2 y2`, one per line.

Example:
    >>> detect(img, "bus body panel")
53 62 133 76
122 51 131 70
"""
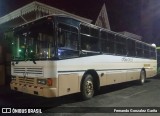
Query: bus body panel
10 55 157 98
57 55 156 86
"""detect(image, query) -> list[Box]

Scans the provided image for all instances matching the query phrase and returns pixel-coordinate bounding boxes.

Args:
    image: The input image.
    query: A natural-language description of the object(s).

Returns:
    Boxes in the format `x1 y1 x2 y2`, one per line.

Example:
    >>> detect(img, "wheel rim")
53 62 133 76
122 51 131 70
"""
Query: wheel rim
85 80 93 96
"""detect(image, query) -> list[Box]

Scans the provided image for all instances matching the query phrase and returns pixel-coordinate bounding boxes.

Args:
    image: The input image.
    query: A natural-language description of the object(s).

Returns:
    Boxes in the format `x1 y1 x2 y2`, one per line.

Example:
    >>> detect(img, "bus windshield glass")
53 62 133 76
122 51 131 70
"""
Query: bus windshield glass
57 23 79 59
12 20 55 61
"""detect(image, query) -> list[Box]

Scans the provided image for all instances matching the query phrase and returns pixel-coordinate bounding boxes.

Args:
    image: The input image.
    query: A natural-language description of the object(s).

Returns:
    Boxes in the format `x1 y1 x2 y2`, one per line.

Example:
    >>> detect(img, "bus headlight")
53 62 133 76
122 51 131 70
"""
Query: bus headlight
37 79 46 85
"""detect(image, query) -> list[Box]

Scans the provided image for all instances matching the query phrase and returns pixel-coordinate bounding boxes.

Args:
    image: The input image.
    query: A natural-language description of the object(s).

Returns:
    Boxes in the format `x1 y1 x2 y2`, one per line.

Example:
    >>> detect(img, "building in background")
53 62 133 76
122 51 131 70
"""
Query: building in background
0 1 92 32
95 3 111 30
119 31 142 41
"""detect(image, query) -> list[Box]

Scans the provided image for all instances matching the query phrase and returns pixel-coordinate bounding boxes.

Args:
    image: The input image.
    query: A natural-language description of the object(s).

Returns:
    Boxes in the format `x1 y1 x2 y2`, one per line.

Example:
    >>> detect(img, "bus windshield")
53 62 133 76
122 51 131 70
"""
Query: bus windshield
12 20 55 61
57 23 79 59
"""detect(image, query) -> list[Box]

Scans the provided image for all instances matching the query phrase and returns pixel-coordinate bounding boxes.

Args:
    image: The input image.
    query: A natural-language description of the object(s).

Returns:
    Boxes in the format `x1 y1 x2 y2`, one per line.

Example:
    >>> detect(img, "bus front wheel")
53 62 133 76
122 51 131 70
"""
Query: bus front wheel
81 74 94 100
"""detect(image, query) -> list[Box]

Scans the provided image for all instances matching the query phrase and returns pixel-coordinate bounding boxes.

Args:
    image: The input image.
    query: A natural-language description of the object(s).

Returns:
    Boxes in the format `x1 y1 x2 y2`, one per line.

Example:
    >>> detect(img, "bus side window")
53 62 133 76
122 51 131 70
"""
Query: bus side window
127 39 136 57
101 31 115 54
115 35 126 55
136 42 144 58
150 47 156 59
143 45 150 58
80 24 99 52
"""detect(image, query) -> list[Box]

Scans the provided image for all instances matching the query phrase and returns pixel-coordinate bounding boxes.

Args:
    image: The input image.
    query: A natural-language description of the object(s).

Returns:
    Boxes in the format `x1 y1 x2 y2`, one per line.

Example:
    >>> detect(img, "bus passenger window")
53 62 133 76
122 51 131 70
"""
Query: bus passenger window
80 24 99 52
127 39 136 57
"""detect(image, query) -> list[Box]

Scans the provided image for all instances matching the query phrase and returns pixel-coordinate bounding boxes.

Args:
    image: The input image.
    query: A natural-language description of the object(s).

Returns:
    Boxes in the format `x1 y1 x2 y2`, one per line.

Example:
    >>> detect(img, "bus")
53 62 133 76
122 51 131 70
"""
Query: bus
10 14 157 100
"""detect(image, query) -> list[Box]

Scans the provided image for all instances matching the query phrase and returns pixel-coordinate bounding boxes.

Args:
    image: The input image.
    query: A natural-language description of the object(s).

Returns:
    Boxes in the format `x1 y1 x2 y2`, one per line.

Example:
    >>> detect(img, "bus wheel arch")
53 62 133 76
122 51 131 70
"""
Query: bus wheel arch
80 69 100 100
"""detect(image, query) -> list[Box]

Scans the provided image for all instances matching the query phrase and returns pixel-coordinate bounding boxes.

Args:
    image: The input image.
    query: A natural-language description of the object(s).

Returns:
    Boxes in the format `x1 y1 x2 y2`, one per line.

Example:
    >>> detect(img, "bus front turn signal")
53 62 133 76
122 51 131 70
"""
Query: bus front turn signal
47 78 52 86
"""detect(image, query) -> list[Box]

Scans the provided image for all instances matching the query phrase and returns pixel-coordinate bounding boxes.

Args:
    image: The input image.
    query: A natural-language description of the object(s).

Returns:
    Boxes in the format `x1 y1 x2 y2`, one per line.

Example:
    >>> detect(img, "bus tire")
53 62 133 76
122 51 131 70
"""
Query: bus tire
139 70 146 85
81 74 94 100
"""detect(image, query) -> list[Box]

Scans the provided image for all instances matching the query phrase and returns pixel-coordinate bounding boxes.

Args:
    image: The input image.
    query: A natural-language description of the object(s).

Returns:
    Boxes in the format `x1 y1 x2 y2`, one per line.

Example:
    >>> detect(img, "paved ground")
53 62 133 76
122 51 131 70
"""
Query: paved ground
1 76 160 116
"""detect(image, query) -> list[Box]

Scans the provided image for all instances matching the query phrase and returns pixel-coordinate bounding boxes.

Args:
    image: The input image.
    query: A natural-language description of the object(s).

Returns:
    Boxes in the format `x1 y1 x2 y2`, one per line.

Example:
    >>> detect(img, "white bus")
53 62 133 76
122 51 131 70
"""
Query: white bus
10 14 157 100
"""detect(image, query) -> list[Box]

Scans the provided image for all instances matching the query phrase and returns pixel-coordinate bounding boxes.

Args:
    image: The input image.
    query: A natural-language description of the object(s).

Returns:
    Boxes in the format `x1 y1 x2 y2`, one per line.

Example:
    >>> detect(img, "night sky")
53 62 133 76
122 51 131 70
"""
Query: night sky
2 0 160 45
0 0 141 33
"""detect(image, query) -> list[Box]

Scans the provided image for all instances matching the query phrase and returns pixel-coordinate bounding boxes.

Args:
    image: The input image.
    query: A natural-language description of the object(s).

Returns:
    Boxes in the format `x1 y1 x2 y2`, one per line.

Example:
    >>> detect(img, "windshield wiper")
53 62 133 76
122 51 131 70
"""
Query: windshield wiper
13 56 22 64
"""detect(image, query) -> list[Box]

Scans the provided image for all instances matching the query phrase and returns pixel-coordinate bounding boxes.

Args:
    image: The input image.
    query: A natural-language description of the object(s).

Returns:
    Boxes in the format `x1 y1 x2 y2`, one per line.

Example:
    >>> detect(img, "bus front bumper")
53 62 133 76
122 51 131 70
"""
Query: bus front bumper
10 82 58 98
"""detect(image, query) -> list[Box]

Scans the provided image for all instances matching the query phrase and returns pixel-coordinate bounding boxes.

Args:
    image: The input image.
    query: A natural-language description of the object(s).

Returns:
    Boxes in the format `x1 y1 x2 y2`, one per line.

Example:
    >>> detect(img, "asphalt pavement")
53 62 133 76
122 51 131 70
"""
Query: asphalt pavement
1 76 160 116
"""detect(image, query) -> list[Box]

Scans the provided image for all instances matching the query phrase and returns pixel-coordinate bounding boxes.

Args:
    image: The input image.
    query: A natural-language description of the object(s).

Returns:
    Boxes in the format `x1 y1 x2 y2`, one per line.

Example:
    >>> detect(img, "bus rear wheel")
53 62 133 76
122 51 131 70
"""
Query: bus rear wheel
139 70 146 85
81 74 94 100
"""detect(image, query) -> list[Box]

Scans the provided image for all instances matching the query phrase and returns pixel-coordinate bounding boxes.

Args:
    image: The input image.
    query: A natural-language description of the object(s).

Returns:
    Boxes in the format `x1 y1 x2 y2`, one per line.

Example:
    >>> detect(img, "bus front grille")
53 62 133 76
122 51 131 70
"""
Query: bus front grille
13 67 44 77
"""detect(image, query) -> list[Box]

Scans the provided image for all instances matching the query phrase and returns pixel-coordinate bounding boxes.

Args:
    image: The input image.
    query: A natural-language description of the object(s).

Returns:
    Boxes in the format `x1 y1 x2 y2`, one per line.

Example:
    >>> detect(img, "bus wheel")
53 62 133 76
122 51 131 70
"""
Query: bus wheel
139 70 146 85
81 74 94 100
